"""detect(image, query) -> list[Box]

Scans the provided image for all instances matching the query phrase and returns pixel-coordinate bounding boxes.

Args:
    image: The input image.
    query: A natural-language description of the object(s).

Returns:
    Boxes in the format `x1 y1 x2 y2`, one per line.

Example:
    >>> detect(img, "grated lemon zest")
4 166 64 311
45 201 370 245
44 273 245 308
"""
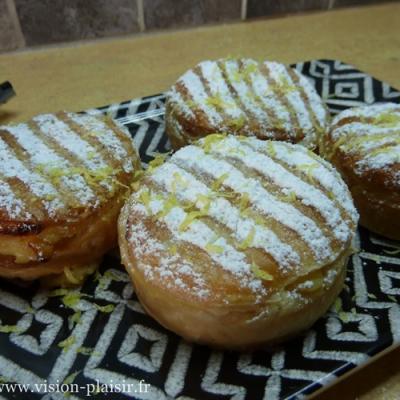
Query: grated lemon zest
202 133 227 153
211 173 229 191
168 244 178 255
266 141 277 157
205 93 235 109
373 112 400 127
239 193 250 212
64 267 81 285
205 242 224 254
157 193 179 218
58 335 76 352
238 227 255 250
179 210 207 232
275 75 297 93
95 304 115 313
251 262 273 281
0 325 22 334
148 153 169 172
298 163 319 182
383 248 400 255
229 116 246 130
63 370 80 385
138 188 152 215
69 311 82 326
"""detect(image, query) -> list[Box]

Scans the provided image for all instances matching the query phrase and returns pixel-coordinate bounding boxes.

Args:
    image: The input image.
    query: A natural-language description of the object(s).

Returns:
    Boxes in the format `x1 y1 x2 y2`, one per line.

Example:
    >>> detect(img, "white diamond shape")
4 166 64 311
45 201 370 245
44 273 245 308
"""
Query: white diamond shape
118 324 167 373
326 314 378 342
334 82 359 98
10 310 63 355
379 270 400 296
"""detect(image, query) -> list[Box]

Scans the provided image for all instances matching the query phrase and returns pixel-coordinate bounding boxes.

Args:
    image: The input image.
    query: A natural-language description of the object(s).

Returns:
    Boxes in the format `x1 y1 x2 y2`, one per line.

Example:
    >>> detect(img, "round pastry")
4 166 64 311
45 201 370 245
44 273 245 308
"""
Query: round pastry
321 103 400 240
165 58 329 150
119 134 358 349
0 111 141 286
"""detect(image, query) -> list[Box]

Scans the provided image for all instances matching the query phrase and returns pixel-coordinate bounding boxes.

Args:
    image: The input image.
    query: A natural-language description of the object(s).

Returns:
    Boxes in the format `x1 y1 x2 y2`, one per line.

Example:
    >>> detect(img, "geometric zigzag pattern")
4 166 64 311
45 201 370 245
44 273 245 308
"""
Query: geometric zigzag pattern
0 60 399 400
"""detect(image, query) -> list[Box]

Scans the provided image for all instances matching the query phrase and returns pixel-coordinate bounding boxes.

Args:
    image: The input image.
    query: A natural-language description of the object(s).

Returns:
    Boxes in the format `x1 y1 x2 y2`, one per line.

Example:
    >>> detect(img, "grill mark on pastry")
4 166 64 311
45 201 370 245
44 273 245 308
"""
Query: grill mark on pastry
215 61 261 131
208 136 351 243
329 104 400 174
227 59 282 134
242 61 293 136
173 82 213 135
148 162 302 271
66 112 137 173
58 113 121 171
199 61 245 121
178 70 223 126
0 180 33 220
0 112 137 222
0 135 64 218
287 68 322 134
26 120 104 200
0 128 80 210
173 145 333 261
245 138 358 223
170 159 314 267
144 180 274 284
0 129 48 218
261 150 349 223
260 62 301 141
134 193 267 294
168 87 196 121
31 115 120 194
205 153 342 252
194 65 234 125
126 208 225 299
33 114 108 171
214 152 340 248
267 63 314 135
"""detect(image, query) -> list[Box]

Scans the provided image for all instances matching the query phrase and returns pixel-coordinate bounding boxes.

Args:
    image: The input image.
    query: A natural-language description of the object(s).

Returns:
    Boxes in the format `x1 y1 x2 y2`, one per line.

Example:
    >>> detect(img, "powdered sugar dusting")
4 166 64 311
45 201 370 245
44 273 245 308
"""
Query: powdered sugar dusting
5 123 95 205
0 181 31 220
179 70 223 125
150 162 300 270
265 62 313 133
168 59 328 148
247 138 359 224
0 112 136 221
174 145 333 261
223 60 270 126
34 114 107 171
200 61 244 119
68 113 135 173
212 136 351 243
329 103 400 182
0 136 63 217
127 213 210 299
293 69 328 127
132 199 266 296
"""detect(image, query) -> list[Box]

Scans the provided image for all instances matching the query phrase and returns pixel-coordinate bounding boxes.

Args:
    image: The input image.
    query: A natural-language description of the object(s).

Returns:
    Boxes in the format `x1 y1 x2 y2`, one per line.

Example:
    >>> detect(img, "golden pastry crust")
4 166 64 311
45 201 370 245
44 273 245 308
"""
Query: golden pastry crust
321 103 400 240
119 134 358 349
0 111 141 286
165 59 329 150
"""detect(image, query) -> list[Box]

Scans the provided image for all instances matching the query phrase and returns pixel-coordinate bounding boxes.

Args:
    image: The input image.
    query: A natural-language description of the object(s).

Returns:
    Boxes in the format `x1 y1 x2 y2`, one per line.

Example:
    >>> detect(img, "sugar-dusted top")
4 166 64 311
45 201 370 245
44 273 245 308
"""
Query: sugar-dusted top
0 111 138 228
124 134 358 303
328 103 400 187
167 58 329 149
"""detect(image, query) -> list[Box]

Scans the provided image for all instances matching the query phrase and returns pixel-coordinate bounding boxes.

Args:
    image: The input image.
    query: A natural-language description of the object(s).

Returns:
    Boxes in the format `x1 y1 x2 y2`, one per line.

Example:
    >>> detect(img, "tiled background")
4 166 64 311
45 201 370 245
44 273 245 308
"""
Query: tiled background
0 0 397 52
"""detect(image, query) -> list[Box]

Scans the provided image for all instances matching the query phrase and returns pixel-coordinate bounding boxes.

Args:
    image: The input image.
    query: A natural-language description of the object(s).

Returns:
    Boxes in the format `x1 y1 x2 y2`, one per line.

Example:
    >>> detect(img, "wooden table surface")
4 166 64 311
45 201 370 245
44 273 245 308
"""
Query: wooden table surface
0 2 399 399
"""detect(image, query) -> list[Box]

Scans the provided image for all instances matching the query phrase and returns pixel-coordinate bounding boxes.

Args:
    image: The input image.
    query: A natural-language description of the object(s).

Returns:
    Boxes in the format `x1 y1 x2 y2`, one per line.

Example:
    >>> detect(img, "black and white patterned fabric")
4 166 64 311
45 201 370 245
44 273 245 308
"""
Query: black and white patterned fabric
0 60 399 400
